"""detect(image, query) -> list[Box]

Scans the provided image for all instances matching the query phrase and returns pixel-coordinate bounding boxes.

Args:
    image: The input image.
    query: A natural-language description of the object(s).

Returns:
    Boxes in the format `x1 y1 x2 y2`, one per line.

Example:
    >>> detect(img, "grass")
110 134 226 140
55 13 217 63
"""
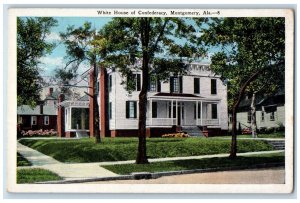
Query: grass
215 132 285 139
19 137 275 163
102 152 285 175
17 153 31 166
17 168 62 183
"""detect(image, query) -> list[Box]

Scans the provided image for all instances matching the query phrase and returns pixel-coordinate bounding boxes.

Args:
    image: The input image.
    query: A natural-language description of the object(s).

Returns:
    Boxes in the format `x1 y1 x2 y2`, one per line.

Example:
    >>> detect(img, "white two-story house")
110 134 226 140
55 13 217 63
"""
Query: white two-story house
93 62 228 138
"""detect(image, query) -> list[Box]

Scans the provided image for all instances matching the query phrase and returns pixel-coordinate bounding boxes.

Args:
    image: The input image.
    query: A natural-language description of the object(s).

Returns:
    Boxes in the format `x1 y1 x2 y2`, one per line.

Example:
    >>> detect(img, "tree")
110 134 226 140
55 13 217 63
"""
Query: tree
17 17 58 107
201 17 284 158
99 17 205 164
59 22 103 143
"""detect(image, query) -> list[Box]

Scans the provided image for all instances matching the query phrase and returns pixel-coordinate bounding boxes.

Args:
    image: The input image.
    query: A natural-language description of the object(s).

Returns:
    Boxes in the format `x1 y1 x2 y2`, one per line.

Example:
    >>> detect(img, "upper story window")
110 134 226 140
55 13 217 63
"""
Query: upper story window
211 79 217 95
194 78 200 94
44 116 49 125
127 73 141 92
170 76 182 93
31 116 37 125
126 101 137 119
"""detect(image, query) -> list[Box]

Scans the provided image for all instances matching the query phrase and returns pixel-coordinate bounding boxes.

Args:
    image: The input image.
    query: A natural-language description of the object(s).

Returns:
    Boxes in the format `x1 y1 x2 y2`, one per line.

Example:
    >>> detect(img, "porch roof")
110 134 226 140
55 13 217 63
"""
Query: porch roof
59 100 89 108
149 92 221 102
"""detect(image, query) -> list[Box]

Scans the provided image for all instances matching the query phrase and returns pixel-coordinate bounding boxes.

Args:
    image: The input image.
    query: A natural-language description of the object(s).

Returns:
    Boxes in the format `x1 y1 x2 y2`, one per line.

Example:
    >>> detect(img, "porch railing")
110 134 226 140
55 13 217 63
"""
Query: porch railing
146 118 176 126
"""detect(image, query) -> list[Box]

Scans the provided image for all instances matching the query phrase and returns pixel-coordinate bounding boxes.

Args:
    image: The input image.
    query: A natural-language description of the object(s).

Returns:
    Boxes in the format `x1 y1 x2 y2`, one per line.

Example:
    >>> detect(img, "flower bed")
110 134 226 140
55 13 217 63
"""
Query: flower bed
162 132 190 138
21 129 57 137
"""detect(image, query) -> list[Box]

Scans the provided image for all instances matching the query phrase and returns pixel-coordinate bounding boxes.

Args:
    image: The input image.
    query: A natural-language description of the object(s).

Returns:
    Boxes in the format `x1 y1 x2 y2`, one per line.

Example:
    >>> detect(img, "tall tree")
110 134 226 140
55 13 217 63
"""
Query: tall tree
59 22 103 143
99 17 205 164
201 17 285 158
17 17 57 107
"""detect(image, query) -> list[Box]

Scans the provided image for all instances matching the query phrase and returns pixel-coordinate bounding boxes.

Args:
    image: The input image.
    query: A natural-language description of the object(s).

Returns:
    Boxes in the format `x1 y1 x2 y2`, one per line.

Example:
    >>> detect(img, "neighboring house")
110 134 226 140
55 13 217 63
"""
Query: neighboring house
57 62 229 138
17 88 58 132
228 93 285 131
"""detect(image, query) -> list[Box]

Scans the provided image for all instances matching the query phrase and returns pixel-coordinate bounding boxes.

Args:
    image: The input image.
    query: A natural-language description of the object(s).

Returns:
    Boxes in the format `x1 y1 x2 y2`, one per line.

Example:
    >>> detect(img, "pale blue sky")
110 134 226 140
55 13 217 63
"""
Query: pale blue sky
39 17 112 76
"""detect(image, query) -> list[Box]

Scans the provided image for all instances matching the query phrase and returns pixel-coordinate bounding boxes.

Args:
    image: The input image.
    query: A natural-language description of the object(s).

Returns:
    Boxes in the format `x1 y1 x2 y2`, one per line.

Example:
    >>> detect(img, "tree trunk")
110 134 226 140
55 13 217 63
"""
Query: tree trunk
93 65 101 143
229 70 261 158
136 18 150 164
136 54 149 164
250 93 257 138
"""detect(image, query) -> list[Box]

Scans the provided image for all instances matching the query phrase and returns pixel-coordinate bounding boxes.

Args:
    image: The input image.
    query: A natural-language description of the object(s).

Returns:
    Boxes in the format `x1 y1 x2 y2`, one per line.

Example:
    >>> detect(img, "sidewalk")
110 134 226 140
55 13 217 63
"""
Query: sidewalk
17 141 284 182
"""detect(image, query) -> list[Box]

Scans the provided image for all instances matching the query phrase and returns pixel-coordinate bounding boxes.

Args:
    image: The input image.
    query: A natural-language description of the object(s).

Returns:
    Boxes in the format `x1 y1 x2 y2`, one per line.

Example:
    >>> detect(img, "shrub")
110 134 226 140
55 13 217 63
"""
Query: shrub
21 129 57 137
162 132 190 138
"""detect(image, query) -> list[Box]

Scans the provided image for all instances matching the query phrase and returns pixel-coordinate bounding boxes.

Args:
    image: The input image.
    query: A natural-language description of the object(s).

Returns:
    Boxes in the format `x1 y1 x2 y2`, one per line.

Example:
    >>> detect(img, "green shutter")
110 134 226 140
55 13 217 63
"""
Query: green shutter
157 80 161 92
170 77 174 93
179 76 183 93
126 101 129 118
137 74 141 91
194 78 200 94
152 102 157 118
134 101 137 118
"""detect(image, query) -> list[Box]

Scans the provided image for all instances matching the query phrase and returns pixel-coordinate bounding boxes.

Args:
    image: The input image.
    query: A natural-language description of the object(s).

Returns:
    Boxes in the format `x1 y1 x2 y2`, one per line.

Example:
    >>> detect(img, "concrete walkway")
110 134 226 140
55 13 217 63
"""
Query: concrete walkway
17 141 284 181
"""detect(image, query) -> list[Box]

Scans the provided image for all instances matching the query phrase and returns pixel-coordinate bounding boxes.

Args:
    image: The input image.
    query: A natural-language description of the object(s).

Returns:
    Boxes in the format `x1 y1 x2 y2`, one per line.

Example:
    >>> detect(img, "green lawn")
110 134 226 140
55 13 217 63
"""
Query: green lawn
17 168 62 183
19 137 275 163
17 153 31 166
103 152 285 175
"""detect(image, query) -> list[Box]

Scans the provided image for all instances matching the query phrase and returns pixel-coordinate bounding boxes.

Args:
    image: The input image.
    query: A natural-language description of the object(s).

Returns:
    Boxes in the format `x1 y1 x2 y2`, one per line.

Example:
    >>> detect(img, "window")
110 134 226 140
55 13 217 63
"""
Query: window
211 79 217 95
212 104 218 119
149 77 160 92
109 102 112 120
108 75 112 92
170 76 182 93
194 78 200 94
270 111 275 121
31 116 37 125
127 73 141 92
247 111 251 123
44 116 49 125
152 101 157 118
261 111 265 122
126 101 137 119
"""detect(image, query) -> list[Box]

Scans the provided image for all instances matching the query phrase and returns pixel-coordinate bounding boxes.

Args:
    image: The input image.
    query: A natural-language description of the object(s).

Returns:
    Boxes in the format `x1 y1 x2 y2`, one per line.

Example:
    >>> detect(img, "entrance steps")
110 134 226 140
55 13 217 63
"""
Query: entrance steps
181 126 204 137
265 140 285 150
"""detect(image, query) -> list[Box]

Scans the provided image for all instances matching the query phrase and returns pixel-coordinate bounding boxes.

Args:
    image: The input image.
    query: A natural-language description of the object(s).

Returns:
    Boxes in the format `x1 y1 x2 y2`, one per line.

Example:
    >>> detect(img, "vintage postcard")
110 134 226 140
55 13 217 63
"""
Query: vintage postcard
6 8 294 193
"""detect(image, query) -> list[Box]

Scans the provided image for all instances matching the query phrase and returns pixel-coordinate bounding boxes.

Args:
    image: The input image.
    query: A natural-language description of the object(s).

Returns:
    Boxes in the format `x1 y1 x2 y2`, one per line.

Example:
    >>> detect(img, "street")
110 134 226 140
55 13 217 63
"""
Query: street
86 167 285 184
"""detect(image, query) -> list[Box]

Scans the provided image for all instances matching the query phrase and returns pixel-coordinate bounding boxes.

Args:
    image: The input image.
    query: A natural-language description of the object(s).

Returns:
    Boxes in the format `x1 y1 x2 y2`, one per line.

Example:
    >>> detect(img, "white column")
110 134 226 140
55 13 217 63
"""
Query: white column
171 100 173 125
200 101 203 126
196 101 198 125
175 100 178 125
150 99 152 126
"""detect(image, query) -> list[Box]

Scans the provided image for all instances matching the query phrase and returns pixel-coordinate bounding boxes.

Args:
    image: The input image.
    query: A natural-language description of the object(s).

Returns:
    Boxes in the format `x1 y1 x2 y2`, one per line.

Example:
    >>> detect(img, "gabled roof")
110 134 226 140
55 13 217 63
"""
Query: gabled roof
17 105 57 116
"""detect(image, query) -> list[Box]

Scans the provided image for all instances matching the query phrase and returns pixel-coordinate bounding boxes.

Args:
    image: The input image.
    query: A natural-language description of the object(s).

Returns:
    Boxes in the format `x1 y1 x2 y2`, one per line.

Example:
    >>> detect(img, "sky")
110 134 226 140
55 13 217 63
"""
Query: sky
40 17 112 77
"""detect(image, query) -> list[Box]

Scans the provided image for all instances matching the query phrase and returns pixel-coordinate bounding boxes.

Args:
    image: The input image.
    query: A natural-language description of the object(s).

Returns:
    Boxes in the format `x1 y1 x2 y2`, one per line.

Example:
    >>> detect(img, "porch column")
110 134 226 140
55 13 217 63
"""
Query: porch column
150 98 152 126
175 100 178 125
171 100 173 125
196 101 198 125
200 101 203 126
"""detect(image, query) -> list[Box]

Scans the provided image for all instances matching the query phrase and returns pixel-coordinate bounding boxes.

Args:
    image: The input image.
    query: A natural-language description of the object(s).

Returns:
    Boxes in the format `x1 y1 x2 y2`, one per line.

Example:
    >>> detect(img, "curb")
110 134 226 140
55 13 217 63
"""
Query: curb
36 162 284 184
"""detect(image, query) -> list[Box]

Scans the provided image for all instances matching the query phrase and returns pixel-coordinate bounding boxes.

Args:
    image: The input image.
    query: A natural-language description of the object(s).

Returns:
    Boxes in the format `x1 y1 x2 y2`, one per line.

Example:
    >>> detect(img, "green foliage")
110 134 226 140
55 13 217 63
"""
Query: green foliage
103 152 284 175
17 17 58 107
17 153 31 166
19 138 274 163
17 168 62 183
201 17 285 111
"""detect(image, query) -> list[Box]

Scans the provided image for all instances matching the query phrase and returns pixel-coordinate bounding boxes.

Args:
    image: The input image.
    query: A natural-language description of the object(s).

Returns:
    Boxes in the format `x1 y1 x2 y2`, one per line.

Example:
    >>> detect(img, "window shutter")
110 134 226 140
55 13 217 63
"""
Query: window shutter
134 101 137 118
194 78 200 94
137 74 141 91
157 80 161 92
194 104 196 119
126 101 129 118
179 76 183 93
152 102 157 118
170 77 174 93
